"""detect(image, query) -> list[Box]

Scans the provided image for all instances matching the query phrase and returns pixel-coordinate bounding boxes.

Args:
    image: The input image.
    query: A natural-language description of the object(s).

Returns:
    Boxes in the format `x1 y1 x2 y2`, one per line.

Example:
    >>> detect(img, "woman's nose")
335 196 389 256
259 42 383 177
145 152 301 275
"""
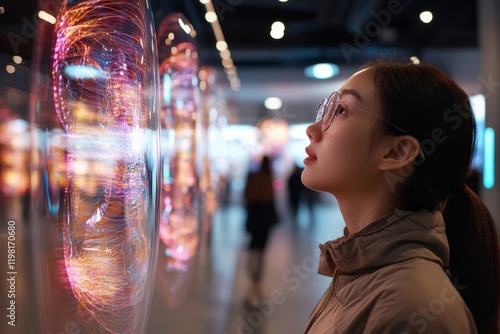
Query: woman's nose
306 121 321 142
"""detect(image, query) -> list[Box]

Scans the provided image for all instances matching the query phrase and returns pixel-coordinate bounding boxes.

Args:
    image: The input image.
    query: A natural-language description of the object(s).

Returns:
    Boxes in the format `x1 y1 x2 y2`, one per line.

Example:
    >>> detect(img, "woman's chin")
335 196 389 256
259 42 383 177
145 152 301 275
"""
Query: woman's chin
300 175 321 192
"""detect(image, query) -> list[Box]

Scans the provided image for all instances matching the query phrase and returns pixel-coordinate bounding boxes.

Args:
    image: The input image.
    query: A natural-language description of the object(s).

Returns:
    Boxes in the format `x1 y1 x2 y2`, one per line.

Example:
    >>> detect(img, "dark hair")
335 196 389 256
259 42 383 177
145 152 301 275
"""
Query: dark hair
368 61 500 333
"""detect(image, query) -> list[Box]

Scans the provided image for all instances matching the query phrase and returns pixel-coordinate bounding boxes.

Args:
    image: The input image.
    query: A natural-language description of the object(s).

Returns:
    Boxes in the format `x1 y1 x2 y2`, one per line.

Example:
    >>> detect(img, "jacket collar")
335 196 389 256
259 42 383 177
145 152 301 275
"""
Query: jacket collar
317 209 450 277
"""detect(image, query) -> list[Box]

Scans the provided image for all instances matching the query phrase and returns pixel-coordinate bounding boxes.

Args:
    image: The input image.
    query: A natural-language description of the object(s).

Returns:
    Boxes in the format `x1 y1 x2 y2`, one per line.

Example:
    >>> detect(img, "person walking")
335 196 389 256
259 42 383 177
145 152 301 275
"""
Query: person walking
243 155 279 307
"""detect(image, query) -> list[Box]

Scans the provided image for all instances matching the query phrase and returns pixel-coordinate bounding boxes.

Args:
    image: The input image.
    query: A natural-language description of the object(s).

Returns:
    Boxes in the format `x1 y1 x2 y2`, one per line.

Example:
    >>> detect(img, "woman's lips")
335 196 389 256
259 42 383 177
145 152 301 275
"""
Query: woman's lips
304 147 317 164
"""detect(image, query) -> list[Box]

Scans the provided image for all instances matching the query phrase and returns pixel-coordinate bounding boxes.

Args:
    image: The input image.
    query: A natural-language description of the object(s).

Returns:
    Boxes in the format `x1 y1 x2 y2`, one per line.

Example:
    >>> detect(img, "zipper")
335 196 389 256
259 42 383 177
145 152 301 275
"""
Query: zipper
310 267 339 325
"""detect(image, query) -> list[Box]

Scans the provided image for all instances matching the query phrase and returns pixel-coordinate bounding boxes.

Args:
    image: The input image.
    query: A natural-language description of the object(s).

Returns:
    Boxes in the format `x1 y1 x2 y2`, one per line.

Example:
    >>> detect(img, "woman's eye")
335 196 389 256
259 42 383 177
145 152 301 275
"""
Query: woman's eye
337 107 347 116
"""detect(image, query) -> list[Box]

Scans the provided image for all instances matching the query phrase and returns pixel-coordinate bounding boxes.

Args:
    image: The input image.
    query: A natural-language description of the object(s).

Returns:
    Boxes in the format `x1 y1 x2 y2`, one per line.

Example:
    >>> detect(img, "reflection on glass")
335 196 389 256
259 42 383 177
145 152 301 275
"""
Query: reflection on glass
30 0 160 333
0 119 29 197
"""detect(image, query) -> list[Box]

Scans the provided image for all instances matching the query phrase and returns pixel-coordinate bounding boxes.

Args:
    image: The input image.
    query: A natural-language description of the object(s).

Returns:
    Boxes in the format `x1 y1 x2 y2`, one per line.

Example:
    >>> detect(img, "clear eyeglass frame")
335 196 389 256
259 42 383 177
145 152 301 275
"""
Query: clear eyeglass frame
315 91 407 133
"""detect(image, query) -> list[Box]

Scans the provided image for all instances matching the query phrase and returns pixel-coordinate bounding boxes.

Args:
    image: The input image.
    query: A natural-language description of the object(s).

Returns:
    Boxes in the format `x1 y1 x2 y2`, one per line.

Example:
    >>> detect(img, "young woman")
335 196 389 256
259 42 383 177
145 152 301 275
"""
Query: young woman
302 61 500 333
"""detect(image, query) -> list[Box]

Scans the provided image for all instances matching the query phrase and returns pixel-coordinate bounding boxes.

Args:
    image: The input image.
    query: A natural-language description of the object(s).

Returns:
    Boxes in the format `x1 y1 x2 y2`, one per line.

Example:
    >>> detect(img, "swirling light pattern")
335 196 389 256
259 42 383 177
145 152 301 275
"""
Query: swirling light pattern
30 0 160 333
157 13 201 306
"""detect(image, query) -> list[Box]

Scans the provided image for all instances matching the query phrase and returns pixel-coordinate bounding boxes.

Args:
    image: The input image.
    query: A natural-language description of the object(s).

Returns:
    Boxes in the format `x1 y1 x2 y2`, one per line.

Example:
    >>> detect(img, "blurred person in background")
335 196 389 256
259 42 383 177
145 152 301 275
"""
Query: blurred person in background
243 155 279 308
287 163 318 223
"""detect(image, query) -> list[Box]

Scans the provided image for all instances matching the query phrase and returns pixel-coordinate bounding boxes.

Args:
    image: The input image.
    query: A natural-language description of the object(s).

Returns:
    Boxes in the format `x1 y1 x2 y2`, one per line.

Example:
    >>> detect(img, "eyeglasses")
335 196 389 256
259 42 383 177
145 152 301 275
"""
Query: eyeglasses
315 91 407 133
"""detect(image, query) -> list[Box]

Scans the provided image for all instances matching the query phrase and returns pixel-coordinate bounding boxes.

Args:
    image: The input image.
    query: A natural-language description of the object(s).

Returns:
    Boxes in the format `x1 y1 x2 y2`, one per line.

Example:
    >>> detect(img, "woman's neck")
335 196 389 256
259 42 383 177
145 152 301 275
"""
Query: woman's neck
336 191 397 235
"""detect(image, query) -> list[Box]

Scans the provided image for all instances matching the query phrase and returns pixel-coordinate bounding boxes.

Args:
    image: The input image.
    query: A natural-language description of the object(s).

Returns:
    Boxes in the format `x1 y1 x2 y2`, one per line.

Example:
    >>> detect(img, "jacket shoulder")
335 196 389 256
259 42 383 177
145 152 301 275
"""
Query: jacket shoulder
306 259 477 334
352 259 477 333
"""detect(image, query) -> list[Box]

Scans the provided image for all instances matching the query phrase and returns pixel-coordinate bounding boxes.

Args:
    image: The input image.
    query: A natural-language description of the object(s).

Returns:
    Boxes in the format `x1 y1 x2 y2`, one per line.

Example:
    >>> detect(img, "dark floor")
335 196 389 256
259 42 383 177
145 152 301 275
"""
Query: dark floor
0 195 345 334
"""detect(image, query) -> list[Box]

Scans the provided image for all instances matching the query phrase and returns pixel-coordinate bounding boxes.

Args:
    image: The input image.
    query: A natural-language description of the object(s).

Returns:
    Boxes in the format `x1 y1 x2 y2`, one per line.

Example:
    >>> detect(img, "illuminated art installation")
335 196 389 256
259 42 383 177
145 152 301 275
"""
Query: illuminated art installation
198 66 224 242
30 0 160 333
156 13 201 307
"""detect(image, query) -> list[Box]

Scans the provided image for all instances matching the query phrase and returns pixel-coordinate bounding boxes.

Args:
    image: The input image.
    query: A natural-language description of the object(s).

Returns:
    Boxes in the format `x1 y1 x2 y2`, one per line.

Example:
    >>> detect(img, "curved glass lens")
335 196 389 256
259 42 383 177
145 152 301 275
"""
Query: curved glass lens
30 0 160 333
322 92 340 131
157 13 201 307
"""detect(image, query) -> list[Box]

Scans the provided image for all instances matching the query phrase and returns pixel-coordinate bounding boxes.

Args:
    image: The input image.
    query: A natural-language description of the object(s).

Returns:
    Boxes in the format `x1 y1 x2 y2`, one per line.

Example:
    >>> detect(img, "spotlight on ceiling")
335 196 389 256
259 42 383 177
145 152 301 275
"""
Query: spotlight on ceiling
304 63 339 80
264 97 283 110
270 21 285 40
420 11 433 24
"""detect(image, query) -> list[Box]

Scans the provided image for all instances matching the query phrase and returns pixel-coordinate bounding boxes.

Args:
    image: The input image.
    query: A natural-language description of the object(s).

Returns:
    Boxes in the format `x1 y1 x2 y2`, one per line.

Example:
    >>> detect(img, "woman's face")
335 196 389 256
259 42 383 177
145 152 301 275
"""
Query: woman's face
301 68 384 195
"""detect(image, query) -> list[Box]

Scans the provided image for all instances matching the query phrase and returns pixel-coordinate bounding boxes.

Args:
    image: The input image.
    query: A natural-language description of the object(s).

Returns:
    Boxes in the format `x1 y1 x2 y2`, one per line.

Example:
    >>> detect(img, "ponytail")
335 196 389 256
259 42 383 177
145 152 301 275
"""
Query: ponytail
443 185 500 334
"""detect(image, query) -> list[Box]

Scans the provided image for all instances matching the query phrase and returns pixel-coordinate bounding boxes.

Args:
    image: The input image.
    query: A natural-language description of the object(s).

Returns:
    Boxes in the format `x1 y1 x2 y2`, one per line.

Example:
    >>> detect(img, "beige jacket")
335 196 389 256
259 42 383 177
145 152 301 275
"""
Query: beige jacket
304 209 477 334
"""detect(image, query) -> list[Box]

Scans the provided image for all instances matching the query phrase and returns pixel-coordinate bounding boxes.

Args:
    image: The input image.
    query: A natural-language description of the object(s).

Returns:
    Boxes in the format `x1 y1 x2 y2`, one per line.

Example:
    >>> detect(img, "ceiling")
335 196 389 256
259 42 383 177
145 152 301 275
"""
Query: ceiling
0 0 479 66
152 0 478 67
0 0 479 124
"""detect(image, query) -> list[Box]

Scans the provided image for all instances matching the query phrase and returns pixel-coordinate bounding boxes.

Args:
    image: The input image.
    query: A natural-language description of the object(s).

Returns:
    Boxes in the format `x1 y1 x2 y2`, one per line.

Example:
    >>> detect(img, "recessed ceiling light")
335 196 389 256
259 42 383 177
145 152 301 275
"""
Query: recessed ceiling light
6 65 15 74
304 63 339 80
264 97 283 110
270 29 284 39
222 58 233 68
216 41 228 51
420 11 433 24
270 21 285 39
38 10 56 24
205 11 217 23
271 21 285 31
220 49 231 59
13 56 22 64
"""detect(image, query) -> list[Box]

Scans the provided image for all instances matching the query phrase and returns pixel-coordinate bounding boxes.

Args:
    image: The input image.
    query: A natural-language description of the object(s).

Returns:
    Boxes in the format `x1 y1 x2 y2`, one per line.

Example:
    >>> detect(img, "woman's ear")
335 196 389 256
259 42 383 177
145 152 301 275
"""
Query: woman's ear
378 135 421 171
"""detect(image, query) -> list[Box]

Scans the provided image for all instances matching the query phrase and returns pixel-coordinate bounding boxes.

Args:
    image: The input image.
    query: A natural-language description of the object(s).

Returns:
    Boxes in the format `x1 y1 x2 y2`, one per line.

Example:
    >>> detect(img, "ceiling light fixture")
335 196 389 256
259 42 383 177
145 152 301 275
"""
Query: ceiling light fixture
271 21 285 31
270 21 285 40
264 97 283 110
270 30 284 39
205 11 217 23
38 10 56 24
221 58 233 68
201 0 240 91
419 11 433 24
304 63 339 80
216 40 228 51
220 49 231 59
